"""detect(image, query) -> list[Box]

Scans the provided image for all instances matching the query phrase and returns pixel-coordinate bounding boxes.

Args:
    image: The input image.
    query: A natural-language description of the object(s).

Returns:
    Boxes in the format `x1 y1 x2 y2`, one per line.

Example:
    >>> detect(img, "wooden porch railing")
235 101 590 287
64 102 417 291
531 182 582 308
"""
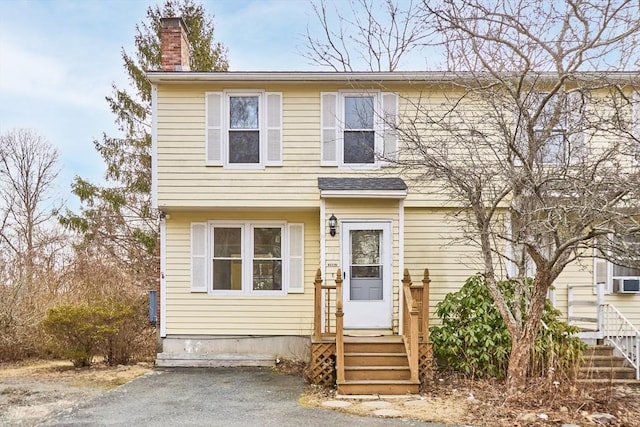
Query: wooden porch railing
311 266 432 387
402 268 431 383
335 270 344 384
313 268 344 340
312 268 344 385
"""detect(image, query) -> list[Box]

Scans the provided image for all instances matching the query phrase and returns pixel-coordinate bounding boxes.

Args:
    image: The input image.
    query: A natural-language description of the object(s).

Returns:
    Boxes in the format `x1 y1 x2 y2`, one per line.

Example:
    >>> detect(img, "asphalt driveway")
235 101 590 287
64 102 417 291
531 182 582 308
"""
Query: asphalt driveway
40 367 441 426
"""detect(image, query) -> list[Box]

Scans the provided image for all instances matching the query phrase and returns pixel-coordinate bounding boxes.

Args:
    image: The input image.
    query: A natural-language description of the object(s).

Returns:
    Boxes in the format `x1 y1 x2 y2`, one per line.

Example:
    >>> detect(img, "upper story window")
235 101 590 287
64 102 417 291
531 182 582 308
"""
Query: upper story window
517 91 585 165
344 96 375 164
205 91 282 168
321 91 398 167
229 96 260 164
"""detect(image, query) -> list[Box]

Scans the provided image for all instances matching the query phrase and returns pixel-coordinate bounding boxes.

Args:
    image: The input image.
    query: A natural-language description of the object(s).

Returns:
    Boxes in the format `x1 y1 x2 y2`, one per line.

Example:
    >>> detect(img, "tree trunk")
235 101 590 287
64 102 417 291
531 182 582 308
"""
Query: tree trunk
506 275 550 391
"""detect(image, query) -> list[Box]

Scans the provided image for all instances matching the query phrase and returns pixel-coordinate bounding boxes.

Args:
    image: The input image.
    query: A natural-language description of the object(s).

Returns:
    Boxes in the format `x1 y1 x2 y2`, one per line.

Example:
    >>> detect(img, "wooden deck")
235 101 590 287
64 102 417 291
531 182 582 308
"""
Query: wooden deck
309 268 433 394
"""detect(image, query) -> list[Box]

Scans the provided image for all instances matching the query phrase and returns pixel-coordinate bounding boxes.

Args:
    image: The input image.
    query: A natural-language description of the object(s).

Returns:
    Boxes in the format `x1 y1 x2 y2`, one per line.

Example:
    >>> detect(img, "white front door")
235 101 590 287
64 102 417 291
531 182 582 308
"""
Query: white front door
341 221 393 329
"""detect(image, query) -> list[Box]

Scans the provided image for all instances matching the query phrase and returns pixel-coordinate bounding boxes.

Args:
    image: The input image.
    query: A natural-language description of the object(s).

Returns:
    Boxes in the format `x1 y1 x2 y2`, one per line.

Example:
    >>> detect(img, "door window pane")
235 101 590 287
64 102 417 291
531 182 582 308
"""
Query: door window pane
349 229 383 301
351 230 381 265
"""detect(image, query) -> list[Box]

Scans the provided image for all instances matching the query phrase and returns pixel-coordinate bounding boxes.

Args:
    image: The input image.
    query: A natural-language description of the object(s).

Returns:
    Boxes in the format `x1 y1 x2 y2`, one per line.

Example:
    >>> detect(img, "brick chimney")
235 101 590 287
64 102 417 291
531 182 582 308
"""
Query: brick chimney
160 17 191 71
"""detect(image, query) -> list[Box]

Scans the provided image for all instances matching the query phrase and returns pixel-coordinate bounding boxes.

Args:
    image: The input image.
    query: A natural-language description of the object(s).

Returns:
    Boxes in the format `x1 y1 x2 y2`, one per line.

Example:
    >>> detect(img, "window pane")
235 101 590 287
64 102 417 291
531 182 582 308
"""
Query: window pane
351 265 381 279
213 259 242 290
351 230 381 265
613 264 640 277
230 96 258 129
229 131 260 163
344 131 375 164
540 131 565 164
253 260 282 290
213 228 241 257
253 227 282 291
345 96 374 129
254 228 281 258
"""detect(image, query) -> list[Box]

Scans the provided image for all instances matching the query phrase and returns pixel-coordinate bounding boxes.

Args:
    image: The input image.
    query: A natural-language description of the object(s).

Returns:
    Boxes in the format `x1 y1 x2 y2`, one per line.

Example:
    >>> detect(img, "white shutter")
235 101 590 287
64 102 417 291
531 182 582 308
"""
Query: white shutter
632 91 640 162
287 223 305 293
191 222 208 292
566 91 586 162
206 92 223 165
265 92 283 166
321 92 338 166
381 92 398 163
593 248 610 294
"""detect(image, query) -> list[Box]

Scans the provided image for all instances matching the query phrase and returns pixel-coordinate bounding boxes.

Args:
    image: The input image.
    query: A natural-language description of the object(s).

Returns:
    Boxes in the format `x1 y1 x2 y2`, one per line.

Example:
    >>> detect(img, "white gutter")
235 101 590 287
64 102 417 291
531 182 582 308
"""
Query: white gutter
319 189 407 199
146 70 640 85
151 84 158 209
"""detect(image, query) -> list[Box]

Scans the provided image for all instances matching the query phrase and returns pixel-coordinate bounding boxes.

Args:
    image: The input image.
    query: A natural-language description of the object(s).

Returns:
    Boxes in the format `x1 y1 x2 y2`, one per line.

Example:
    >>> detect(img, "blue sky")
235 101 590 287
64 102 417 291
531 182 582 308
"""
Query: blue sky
0 0 315 206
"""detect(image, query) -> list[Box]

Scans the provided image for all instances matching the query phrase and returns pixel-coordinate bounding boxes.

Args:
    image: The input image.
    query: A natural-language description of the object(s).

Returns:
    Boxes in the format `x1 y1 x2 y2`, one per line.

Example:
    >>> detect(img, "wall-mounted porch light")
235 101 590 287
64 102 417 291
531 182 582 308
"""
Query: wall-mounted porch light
328 214 338 237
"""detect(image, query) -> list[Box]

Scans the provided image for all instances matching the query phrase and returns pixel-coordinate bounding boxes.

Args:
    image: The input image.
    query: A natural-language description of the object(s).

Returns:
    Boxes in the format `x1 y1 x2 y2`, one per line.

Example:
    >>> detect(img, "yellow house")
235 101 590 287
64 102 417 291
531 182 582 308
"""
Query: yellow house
149 18 640 393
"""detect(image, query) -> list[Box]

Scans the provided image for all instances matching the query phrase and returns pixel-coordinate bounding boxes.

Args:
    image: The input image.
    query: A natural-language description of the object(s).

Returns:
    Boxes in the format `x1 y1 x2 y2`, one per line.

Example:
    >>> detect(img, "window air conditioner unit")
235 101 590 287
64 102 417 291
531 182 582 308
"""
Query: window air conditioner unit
613 277 640 293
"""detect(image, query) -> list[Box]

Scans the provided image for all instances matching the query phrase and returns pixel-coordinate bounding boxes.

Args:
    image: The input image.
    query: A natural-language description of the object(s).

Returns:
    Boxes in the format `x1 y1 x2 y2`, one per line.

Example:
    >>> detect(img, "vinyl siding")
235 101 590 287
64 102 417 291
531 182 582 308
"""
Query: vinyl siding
155 83 452 210
156 80 640 335
403 208 482 323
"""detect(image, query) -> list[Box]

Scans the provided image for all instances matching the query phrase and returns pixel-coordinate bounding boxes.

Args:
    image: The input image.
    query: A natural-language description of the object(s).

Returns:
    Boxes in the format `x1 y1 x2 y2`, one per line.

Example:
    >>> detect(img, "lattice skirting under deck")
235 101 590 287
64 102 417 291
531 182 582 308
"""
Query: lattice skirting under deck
309 342 337 386
419 342 433 383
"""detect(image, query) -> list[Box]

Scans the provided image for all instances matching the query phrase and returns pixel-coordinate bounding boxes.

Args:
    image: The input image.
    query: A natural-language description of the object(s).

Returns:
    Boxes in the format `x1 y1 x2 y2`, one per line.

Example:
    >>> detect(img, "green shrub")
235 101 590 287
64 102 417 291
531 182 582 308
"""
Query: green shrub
100 296 153 366
42 302 116 367
42 297 154 367
430 275 586 379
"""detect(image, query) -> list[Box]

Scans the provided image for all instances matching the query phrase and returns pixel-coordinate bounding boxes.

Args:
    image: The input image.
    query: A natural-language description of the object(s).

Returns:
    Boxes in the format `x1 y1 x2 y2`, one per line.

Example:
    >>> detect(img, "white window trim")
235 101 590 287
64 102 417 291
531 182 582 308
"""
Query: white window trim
223 90 266 170
632 90 640 166
338 90 384 169
208 221 287 296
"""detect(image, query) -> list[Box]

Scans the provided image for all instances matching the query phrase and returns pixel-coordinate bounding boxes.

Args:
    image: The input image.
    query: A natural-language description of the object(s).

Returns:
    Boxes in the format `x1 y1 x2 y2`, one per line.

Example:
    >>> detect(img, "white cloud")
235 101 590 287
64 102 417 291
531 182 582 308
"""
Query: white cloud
0 40 113 109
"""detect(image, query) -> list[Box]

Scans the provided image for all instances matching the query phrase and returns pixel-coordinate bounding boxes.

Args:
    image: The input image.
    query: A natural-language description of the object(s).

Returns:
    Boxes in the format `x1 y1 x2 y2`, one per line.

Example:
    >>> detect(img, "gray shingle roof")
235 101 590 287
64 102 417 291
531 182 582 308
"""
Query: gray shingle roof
317 177 407 191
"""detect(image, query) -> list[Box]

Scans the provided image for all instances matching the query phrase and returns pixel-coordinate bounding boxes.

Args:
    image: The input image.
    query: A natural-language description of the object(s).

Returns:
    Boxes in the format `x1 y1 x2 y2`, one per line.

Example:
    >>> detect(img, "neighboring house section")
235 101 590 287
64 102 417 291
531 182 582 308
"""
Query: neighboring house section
149 18 639 384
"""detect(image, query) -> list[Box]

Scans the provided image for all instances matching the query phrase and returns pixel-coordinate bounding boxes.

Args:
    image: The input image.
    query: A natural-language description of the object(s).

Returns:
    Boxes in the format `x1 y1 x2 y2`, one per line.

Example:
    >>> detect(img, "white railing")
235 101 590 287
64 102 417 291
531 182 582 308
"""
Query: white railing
567 283 605 340
602 303 640 380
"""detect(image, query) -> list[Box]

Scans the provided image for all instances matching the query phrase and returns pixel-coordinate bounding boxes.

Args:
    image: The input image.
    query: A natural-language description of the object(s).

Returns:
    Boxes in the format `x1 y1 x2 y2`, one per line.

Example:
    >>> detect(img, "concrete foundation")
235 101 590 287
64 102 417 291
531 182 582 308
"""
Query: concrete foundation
156 335 311 367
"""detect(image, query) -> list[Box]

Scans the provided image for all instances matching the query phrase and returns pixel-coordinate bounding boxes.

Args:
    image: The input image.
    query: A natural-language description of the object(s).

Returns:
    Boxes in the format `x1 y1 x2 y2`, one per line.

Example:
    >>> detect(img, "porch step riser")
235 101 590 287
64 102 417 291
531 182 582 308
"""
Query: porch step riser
344 354 408 367
584 346 616 357
345 368 412 381
580 345 637 381
578 368 636 380
337 382 419 395
583 357 626 368
344 343 406 353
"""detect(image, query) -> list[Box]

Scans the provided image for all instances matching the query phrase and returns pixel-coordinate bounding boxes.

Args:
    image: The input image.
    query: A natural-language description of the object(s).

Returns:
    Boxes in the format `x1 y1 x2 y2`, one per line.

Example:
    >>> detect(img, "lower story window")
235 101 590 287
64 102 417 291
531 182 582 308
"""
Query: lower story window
252 227 282 291
212 227 242 290
210 223 284 294
190 221 304 295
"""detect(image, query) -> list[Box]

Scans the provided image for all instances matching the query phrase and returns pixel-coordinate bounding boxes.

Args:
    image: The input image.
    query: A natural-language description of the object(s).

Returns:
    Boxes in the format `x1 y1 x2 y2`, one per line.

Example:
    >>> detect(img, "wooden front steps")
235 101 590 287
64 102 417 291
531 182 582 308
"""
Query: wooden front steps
337 335 420 395
578 345 637 382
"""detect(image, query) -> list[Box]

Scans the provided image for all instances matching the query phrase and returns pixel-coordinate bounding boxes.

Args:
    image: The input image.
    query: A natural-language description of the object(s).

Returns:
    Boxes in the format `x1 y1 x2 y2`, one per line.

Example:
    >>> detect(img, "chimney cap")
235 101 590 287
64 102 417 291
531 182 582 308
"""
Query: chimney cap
160 16 190 35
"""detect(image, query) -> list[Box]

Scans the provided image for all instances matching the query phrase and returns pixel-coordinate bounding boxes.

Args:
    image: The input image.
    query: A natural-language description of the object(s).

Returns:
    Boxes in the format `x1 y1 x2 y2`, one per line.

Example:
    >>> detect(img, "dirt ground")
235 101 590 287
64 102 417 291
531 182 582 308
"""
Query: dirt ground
2 360 640 426
0 360 152 426
302 374 640 427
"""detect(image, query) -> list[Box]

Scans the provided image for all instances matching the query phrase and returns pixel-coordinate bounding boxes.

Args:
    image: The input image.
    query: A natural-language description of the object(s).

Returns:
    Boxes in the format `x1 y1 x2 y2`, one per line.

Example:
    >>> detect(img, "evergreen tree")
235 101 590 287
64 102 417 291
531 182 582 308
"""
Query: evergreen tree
62 0 228 281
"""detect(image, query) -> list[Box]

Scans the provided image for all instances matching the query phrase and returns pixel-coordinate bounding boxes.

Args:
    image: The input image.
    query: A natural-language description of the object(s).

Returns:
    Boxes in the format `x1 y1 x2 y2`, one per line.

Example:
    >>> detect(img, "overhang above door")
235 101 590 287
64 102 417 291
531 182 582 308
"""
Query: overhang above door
318 177 408 199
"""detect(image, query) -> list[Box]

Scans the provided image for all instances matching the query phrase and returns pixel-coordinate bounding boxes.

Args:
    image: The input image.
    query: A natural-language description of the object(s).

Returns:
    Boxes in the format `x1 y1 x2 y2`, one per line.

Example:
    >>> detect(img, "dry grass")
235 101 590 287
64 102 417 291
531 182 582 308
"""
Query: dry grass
303 373 640 426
